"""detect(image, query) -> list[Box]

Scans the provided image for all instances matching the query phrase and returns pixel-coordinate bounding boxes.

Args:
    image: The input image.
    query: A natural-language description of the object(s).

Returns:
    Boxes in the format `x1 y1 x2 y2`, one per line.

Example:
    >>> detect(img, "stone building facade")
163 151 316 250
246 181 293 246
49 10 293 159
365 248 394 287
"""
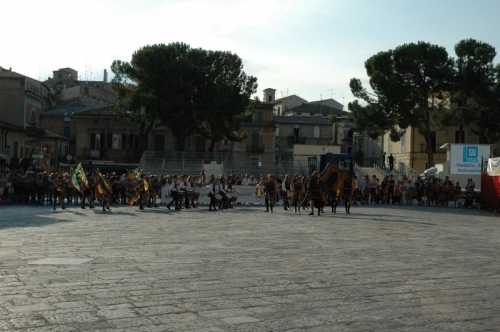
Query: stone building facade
382 126 497 174
0 67 67 168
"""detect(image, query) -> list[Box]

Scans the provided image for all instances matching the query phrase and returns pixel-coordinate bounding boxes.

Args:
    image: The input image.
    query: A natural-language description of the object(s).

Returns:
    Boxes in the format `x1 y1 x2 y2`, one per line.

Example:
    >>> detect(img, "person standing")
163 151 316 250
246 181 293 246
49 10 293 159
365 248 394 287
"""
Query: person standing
465 178 476 208
160 177 170 207
388 154 395 172
308 171 322 216
368 175 378 206
343 175 355 215
52 172 66 211
264 174 277 213
282 175 291 211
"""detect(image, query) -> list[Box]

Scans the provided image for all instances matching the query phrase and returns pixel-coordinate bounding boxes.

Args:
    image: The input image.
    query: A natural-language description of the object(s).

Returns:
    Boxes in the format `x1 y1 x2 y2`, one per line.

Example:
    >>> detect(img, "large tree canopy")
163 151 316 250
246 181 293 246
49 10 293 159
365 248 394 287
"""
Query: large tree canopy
350 39 500 168
349 41 454 167
447 39 500 144
112 43 257 152
196 50 257 151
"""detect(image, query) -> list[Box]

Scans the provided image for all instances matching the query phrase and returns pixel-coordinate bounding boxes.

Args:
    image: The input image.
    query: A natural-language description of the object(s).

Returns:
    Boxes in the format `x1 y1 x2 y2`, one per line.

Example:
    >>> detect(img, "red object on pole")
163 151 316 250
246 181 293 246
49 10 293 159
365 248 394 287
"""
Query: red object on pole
481 172 500 210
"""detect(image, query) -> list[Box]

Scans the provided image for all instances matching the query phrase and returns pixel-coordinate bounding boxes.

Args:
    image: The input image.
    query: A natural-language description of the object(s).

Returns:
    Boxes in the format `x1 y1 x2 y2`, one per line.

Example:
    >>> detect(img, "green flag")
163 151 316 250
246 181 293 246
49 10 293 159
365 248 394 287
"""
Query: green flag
71 163 89 193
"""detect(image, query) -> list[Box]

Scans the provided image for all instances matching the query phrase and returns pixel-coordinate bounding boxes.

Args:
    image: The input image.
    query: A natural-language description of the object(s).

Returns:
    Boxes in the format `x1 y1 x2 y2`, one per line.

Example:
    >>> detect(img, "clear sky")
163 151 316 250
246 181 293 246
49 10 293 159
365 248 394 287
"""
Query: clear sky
2 0 500 106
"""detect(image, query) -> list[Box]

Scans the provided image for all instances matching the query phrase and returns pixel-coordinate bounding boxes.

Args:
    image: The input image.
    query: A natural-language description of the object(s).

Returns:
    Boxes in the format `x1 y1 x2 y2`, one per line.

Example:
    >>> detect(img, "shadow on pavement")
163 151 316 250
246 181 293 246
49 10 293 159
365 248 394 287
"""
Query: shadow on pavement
340 215 435 226
372 205 499 218
0 210 76 230
93 210 137 216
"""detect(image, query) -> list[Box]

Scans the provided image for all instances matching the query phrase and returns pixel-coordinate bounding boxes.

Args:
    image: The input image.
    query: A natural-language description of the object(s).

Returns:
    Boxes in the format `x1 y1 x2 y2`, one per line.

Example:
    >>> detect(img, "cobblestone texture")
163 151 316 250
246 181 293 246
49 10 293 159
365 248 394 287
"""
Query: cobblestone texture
0 205 499 331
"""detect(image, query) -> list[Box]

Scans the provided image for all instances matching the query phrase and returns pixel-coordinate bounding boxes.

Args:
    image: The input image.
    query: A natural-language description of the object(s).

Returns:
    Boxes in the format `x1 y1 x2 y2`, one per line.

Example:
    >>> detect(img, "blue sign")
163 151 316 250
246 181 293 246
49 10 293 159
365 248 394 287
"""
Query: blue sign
463 145 478 163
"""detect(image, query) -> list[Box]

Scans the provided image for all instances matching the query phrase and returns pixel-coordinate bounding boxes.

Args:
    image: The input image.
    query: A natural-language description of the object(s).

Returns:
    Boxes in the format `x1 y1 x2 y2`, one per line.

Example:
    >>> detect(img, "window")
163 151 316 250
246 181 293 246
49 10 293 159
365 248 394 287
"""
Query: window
275 127 280 137
154 135 165 151
255 111 263 122
294 127 300 142
122 133 128 148
90 133 101 150
308 156 318 173
251 131 260 147
112 134 122 150
64 126 71 138
313 126 320 139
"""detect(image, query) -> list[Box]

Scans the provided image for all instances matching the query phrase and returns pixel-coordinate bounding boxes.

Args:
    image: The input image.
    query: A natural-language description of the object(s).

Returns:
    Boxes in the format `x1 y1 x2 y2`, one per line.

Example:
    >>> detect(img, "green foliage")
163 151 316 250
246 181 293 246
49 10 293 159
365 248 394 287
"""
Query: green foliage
447 39 500 144
196 50 258 151
111 43 257 152
349 42 455 167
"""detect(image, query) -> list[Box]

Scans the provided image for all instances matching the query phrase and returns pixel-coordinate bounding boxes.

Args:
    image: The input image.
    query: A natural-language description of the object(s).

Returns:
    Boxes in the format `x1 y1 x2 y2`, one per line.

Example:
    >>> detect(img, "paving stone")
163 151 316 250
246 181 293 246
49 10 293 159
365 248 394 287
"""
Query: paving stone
222 316 260 324
0 205 499 331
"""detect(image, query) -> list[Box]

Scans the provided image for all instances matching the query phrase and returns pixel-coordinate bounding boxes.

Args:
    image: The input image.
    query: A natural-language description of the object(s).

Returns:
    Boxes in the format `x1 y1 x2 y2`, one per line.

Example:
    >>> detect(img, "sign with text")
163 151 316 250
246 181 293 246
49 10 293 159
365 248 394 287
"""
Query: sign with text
450 144 490 175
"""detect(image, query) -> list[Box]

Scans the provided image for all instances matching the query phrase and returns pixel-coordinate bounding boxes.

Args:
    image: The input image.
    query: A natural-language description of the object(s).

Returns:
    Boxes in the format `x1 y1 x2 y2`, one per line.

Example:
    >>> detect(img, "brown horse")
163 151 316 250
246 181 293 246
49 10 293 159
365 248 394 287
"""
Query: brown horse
319 163 347 214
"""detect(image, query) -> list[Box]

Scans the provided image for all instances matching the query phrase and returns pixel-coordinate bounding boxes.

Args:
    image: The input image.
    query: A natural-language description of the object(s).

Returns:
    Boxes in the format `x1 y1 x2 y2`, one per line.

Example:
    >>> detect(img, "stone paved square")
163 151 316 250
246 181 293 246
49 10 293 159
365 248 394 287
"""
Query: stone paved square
0 205 499 331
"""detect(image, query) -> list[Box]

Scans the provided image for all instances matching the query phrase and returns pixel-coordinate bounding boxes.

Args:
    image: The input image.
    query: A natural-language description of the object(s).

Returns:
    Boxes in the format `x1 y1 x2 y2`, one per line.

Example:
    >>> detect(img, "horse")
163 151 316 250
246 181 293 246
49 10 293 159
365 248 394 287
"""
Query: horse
319 163 347 214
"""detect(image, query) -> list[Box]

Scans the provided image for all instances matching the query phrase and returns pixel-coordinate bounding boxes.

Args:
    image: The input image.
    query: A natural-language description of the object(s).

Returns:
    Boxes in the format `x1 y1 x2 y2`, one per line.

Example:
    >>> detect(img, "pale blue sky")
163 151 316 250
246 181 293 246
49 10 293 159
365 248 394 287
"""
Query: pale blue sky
2 0 499 106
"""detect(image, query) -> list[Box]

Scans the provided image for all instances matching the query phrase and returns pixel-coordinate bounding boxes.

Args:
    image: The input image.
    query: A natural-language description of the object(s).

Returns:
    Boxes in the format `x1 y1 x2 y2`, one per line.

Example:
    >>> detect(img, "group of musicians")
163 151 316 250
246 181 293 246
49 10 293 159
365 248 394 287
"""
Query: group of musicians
50 169 216 213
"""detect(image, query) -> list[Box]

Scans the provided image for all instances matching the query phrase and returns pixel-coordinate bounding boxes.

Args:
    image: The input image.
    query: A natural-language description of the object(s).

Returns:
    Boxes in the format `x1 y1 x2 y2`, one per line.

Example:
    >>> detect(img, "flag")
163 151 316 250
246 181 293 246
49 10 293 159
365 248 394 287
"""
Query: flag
71 163 88 193
127 170 141 206
96 171 112 199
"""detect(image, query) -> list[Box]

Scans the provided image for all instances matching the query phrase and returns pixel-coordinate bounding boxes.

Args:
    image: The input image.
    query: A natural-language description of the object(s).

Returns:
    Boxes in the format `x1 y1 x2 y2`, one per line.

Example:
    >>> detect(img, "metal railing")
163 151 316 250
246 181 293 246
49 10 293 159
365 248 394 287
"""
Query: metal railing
140 151 318 176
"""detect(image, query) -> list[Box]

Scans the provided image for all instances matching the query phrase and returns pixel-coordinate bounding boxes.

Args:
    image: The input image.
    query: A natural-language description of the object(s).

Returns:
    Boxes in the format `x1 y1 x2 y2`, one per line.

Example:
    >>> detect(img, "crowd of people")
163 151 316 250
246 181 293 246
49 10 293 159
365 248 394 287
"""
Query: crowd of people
356 175 477 208
254 174 479 213
0 165 479 213
0 167 242 212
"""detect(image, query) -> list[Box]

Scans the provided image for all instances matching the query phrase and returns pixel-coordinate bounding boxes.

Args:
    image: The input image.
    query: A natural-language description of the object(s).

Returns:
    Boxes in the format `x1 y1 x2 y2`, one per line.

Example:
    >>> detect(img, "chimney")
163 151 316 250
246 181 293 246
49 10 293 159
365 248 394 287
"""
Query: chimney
103 69 108 83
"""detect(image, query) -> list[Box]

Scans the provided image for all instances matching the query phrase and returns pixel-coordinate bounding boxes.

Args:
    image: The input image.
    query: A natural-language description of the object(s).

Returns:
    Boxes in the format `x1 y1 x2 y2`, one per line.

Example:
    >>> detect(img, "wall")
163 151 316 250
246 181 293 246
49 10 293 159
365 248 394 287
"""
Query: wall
5 131 27 160
72 114 139 162
275 122 333 152
0 77 24 127
383 126 482 174
293 144 341 156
